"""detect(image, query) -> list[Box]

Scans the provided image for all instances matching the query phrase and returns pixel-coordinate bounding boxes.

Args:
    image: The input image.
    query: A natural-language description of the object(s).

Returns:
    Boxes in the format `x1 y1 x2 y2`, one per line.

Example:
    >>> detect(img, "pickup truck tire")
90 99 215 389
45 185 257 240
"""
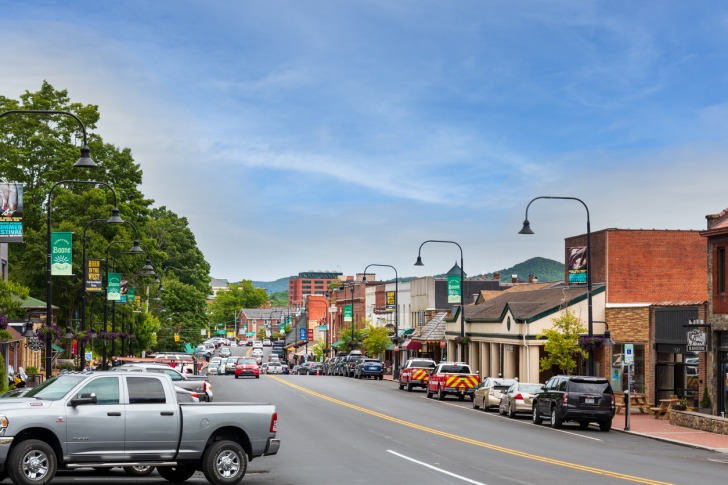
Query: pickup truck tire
7 439 57 485
124 465 155 476
398 382 404 390
158 464 196 483
437 387 445 401
426 388 433 398
201 440 247 485
406 383 413 392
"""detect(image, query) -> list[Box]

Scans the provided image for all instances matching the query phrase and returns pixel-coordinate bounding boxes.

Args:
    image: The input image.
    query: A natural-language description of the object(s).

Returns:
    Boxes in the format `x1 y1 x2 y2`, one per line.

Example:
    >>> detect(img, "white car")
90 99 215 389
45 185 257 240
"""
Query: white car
253 341 263 349
251 348 263 357
260 363 269 374
266 362 283 374
263 339 272 347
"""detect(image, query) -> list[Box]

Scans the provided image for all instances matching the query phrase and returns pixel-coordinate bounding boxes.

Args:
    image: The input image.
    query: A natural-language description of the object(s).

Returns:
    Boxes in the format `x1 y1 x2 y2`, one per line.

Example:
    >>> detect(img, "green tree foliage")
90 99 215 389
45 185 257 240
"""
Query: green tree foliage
269 290 288 307
155 278 209 352
208 281 268 327
0 353 6 394
341 322 365 353
0 279 29 318
537 309 586 375
362 324 390 358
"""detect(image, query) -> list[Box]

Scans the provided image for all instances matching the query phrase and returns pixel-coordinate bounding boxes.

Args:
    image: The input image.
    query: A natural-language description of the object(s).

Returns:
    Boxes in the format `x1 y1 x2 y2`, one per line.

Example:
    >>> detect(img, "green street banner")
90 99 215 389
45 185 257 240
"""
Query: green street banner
85 258 103 292
447 274 461 304
51 232 73 275
107 272 122 301
119 280 128 303
127 287 135 304
344 304 353 322
0 182 23 242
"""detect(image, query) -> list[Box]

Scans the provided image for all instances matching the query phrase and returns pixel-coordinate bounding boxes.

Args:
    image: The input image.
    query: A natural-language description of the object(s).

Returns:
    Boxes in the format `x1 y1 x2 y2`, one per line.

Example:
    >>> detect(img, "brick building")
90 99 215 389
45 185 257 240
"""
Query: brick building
288 271 342 307
700 208 728 416
566 229 707 406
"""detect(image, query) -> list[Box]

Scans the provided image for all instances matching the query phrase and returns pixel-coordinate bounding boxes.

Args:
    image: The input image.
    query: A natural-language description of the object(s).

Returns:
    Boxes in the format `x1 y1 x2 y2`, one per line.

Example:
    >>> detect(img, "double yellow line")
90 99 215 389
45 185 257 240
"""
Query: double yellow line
270 377 672 485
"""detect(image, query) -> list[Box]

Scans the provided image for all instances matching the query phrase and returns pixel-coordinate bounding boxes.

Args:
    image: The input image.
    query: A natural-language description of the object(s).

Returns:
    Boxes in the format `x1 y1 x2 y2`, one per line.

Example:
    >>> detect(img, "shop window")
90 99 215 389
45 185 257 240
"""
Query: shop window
610 344 645 394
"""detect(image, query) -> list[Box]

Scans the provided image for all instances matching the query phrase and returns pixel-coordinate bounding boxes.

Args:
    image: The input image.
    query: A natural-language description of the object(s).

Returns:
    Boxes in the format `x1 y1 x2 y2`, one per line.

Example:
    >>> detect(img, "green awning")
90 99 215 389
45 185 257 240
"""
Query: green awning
386 343 394 350
51 343 64 352
332 340 345 348
398 328 415 337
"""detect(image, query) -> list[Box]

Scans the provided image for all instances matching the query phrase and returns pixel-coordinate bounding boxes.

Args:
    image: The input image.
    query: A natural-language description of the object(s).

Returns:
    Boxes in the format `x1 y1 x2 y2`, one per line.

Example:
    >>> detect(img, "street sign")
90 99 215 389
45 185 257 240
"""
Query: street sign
319 325 327 331
624 344 634 364
299 328 306 341
687 328 707 353
307 329 313 341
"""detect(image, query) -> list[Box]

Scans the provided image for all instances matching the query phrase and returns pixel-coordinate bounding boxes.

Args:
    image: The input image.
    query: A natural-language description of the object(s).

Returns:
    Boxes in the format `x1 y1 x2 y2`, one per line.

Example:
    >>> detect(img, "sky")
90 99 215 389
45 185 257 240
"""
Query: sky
2 1 728 282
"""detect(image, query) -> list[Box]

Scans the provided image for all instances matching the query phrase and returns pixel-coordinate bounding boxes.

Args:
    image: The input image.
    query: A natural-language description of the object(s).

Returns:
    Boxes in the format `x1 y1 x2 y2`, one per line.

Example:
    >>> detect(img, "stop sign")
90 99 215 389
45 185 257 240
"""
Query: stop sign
440 340 446 349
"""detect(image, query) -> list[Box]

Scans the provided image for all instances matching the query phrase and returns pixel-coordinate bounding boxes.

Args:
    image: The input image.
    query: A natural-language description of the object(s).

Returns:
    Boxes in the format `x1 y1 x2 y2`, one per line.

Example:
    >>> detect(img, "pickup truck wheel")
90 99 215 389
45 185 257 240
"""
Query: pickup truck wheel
7 439 57 485
437 387 445 401
426 388 433 398
124 465 155 476
158 464 196 483
406 383 413 392
458 394 465 401
398 381 404 390
202 440 247 485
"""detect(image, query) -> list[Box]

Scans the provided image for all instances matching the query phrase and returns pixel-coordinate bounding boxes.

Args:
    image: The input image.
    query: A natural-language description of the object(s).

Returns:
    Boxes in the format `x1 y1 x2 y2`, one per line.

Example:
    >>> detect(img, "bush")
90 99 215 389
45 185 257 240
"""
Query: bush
26 366 39 376
700 387 712 409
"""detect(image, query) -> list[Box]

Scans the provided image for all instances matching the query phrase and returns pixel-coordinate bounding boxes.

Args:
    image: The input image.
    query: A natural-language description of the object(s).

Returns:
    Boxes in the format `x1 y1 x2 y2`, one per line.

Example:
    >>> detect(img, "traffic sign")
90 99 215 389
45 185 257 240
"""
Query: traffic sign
624 344 634 364
299 328 306 341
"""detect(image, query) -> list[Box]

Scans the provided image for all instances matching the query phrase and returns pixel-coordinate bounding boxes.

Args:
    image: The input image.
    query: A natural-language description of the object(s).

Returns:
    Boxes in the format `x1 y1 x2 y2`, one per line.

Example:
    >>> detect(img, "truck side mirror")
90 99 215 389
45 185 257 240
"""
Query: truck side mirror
70 392 97 407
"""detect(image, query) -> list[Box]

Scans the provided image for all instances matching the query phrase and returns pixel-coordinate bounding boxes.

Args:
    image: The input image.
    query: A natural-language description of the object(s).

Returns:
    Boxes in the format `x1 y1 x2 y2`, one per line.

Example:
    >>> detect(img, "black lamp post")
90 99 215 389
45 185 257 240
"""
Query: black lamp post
363 264 399 379
80 219 142 370
520 195 594 376
415 240 465 363
46 180 122 378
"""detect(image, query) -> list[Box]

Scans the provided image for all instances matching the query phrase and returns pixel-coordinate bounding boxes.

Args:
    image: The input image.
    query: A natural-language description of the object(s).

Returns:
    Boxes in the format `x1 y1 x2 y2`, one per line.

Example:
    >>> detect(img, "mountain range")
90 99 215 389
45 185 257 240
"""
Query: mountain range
248 257 564 294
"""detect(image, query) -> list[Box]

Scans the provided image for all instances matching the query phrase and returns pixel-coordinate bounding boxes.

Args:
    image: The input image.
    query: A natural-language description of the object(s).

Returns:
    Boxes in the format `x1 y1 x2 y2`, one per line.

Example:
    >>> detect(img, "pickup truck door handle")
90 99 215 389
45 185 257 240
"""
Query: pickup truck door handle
161 411 174 416
107 412 121 416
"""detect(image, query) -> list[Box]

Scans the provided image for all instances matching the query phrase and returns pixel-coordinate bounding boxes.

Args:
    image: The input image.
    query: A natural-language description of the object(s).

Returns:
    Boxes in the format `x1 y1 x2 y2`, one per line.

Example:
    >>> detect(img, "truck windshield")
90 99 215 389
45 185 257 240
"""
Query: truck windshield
24 375 87 401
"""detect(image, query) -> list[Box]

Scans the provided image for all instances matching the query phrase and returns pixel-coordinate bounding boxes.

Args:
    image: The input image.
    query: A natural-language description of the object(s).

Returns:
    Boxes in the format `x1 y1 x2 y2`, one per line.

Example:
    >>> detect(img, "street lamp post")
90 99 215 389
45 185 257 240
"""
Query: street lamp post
46 180 123 378
415 240 465 363
519 195 594 376
80 219 142 370
363 264 400 379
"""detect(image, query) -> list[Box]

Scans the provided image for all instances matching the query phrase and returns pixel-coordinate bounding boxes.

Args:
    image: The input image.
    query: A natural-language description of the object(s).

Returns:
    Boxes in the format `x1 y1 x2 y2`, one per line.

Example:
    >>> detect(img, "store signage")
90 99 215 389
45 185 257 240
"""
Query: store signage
687 328 707 353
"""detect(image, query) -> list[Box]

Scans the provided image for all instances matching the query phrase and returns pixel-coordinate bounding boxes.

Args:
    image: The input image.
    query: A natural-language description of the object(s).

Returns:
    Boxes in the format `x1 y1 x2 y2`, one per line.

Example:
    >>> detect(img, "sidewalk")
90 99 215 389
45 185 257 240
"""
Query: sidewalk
384 374 728 452
613 412 728 453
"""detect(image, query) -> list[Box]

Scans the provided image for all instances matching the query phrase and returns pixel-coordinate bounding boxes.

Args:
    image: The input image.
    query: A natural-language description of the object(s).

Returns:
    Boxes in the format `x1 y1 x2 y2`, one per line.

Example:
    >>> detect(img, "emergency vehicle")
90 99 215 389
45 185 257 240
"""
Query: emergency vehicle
426 362 480 401
398 358 436 392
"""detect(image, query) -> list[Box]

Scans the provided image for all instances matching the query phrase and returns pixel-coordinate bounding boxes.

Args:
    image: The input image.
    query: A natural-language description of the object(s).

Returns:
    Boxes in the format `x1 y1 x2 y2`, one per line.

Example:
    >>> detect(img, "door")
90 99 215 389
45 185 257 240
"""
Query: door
65 376 124 461
123 376 180 459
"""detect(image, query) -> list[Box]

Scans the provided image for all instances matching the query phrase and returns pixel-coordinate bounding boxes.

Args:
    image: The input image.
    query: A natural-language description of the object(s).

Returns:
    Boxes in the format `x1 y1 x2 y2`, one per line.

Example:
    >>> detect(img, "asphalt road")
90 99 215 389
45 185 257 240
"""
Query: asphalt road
39 345 728 484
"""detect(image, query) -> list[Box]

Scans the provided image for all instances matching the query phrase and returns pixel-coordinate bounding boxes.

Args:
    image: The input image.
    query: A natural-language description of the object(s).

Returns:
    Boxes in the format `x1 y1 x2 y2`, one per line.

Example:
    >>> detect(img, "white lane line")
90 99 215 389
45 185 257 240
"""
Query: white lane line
387 449 488 485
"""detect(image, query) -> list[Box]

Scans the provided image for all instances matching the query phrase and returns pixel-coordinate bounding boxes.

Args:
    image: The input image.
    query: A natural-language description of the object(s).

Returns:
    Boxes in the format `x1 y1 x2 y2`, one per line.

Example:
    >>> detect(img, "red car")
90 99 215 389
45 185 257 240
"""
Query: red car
235 357 260 379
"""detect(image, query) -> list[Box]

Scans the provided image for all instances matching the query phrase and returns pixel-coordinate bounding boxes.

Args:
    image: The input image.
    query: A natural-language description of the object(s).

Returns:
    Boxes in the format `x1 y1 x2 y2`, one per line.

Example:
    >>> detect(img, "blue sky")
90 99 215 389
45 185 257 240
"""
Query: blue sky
3 1 728 282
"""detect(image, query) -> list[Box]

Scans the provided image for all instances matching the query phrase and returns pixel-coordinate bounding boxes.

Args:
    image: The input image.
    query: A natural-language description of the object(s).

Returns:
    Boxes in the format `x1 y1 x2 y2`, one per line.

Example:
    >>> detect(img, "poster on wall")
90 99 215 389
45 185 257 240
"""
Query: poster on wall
0 182 23 242
567 246 588 284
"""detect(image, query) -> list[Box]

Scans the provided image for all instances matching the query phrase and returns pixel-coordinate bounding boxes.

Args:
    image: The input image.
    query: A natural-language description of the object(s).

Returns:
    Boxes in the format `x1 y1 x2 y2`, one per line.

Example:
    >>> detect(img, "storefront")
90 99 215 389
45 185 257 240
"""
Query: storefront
653 307 701 404
719 332 728 417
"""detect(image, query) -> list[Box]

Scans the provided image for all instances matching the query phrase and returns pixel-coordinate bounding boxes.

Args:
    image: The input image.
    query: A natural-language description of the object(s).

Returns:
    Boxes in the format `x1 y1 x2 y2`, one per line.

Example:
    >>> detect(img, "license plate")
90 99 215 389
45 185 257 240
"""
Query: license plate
585 398 595 404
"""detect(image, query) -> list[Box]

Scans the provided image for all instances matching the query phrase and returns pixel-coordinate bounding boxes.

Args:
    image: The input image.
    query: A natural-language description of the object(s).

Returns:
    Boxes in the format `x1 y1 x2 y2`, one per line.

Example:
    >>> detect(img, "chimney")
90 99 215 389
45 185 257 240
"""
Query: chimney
494 272 500 281
511 274 517 284
528 275 534 284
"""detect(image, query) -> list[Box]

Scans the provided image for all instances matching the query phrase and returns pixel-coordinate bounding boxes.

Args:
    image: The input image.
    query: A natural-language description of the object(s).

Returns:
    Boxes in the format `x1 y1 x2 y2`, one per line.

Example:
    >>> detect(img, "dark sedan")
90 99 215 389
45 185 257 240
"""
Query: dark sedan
298 362 324 375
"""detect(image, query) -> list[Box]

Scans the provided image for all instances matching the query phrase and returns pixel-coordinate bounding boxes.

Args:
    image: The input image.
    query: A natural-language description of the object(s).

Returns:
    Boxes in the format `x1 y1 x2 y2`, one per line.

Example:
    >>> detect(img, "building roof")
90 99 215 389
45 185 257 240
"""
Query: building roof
294 272 343 279
412 312 448 342
446 262 466 278
240 307 290 319
465 283 605 323
701 208 728 236
209 278 229 289
12 295 59 310
475 281 559 304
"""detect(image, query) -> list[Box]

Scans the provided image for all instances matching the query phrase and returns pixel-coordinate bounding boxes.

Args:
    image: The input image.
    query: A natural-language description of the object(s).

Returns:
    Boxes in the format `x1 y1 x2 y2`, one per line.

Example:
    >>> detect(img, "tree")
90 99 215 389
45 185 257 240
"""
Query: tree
310 338 327 361
269 290 288 307
362 324 390 358
208 281 268 327
537 309 586 375
0 279 29 319
154 278 208 352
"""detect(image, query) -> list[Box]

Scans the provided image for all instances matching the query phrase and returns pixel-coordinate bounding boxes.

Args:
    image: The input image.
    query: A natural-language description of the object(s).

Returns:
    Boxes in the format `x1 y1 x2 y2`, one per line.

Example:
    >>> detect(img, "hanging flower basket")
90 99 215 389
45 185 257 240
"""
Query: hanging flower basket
578 336 605 353
457 336 471 345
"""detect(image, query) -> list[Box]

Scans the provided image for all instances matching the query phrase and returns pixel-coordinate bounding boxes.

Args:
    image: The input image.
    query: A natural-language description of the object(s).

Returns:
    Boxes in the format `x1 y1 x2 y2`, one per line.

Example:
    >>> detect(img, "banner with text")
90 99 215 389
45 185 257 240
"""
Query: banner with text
127 287 135 304
447 274 461 304
344 304 353 322
51 232 73 275
386 291 395 312
107 272 121 301
85 258 103 292
568 246 588 284
0 182 23 242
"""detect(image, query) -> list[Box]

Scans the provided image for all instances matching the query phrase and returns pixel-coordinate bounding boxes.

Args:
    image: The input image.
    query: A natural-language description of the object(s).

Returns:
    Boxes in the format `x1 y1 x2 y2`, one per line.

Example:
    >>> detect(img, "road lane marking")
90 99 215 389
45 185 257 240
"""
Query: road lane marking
387 450 488 485
270 376 672 485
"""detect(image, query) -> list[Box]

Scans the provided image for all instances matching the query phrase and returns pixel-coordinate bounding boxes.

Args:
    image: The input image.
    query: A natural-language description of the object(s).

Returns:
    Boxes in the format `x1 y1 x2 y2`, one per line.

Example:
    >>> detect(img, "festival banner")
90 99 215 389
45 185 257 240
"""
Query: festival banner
447 274 461 304
0 182 23 242
344 304 353 322
85 258 103 292
51 232 73 275
568 246 588 284
119 280 128 303
127 287 135 304
386 291 395 312
107 272 122 301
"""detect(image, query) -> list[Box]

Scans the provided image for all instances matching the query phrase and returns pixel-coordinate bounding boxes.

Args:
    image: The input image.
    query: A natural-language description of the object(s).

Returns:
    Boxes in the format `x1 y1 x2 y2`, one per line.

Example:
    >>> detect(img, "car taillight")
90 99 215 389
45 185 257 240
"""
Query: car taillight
270 412 278 433
204 381 212 392
489 389 494 396
562 393 568 404
190 392 199 399
515 393 523 401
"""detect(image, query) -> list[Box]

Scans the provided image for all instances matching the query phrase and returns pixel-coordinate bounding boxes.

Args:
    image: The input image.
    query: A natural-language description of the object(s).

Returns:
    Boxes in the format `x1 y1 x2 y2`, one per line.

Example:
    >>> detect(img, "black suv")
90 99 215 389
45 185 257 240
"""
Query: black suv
532 375 615 431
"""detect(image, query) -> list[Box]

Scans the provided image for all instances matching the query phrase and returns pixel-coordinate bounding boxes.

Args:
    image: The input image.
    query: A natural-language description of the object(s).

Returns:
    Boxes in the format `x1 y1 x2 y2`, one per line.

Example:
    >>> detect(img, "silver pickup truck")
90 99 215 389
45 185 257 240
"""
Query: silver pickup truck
113 363 213 401
0 371 279 485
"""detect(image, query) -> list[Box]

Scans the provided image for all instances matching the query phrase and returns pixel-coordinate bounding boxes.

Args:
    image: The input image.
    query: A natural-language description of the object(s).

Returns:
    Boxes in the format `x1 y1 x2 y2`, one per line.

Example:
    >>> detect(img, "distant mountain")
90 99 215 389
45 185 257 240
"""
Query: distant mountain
487 257 564 283
251 277 291 294
245 257 565 295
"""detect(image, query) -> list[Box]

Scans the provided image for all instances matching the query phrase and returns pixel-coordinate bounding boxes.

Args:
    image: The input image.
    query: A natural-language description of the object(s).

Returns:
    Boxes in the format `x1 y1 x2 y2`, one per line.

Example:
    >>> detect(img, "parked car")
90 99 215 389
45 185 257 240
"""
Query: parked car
353 358 384 380
114 363 213 402
472 377 517 411
498 382 543 418
532 375 615 431
206 362 221 376
341 351 364 377
298 362 324 375
291 365 301 375
235 357 260 379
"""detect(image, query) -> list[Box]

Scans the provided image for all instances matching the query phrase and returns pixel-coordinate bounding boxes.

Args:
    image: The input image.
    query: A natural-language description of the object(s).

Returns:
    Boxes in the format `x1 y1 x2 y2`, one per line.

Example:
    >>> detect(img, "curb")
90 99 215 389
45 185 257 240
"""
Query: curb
612 427 728 453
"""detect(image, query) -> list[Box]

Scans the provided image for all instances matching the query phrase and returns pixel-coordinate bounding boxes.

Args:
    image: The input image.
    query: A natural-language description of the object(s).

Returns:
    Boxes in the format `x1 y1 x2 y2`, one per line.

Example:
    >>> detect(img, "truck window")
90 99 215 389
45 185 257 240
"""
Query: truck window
127 377 167 404
75 377 120 405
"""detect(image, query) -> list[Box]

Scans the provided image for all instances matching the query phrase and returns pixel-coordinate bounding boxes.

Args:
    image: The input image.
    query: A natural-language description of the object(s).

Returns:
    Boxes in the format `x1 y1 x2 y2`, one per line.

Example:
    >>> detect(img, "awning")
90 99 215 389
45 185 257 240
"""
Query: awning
401 339 422 351
51 343 64 352
398 328 415 337
332 340 345 348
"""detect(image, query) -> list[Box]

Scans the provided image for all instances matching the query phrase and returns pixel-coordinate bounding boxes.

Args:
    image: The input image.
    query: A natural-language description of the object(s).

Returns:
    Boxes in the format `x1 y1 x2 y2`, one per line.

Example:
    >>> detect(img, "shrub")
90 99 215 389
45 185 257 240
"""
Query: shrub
700 387 712 409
